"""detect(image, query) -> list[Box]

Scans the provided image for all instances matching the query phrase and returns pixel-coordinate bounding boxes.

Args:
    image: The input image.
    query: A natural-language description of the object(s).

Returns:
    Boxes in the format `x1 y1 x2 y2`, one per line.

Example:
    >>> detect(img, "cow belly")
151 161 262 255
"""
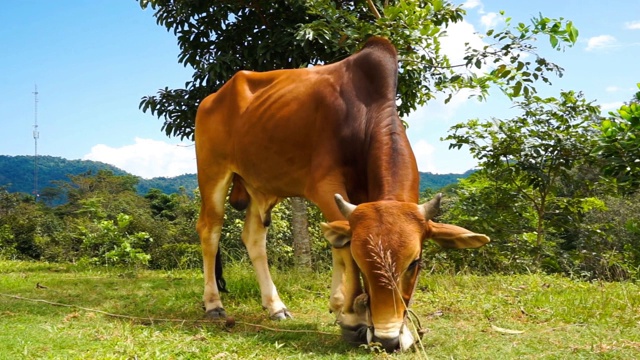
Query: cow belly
229 124 331 198
232 159 310 198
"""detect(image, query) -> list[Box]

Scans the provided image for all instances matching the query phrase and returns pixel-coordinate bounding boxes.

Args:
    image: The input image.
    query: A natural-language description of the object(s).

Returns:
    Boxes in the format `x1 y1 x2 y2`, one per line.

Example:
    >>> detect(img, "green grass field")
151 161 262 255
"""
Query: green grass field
1 260 639 359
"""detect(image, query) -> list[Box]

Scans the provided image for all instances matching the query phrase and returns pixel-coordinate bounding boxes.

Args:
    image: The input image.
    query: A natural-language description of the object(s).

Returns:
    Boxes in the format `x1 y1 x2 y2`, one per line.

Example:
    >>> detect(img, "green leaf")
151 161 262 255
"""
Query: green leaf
619 109 631 120
444 93 453 104
567 21 579 43
513 81 523 97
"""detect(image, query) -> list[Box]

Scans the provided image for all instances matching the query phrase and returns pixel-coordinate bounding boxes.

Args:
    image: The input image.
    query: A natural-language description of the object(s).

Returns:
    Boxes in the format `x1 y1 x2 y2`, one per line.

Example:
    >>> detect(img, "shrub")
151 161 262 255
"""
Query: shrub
150 243 202 270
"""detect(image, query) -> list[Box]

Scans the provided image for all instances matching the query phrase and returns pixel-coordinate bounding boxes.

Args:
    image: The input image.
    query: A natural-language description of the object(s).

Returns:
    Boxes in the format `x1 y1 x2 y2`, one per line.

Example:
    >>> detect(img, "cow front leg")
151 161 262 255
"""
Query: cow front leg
329 247 346 314
332 246 368 345
242 204 292 320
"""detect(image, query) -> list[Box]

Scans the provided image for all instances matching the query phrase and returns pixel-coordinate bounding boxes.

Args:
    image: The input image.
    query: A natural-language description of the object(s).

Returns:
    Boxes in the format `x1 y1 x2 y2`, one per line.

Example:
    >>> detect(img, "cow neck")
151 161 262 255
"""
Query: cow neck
364 106 419 204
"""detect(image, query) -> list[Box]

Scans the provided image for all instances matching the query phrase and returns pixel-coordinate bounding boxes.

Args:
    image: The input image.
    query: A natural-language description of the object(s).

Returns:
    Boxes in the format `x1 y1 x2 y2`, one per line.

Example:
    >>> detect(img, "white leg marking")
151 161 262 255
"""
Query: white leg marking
242 204 289 318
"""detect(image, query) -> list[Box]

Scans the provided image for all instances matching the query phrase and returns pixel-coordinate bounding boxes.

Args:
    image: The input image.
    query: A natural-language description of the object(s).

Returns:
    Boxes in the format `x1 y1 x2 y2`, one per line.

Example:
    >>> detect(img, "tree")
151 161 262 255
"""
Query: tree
290 197 312 269
445 91 601 266
0 186 59 260
594 83 640 194
436 171 537 273
138 0 578 139
137 0 580 273
145 188 179 221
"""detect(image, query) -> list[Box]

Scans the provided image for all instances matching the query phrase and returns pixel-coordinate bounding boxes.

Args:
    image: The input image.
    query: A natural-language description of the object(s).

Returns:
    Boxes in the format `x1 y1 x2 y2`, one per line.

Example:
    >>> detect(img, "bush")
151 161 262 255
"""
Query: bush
79 213 152 268
566 194 640 280
150 243 202 270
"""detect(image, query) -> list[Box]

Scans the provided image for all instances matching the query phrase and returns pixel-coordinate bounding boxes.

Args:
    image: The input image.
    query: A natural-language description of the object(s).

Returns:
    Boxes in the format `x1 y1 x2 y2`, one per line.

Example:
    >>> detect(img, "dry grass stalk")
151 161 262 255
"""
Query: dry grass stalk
366 235 429 358
366 235 399 291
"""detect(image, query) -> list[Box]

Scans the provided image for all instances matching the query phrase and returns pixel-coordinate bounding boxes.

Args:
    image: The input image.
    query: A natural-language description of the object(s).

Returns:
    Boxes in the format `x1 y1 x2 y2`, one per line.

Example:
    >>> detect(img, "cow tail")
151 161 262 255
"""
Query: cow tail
215 246 229 293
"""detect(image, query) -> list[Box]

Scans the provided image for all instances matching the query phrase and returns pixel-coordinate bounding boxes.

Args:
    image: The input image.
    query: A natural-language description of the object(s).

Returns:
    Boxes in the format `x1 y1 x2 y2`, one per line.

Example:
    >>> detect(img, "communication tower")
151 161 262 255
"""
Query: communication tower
33 85 39 200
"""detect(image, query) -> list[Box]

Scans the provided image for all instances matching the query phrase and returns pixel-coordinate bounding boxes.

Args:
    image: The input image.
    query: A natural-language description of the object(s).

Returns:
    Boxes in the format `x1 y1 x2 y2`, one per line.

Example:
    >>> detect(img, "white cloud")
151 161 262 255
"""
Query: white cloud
462 0 483 11
83 137 196 179
605 86 621 92
585 35 617 51
440 20 487 74
412 140 437 173
625 21 640 30
480 12 500 29
600 101 624 111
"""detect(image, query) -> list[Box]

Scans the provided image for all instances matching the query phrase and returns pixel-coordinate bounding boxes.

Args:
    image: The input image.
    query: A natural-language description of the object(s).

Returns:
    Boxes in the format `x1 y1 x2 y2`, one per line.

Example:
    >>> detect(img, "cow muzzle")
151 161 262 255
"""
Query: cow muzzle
366 323 415 352
339 322 415 352
338 293 420 352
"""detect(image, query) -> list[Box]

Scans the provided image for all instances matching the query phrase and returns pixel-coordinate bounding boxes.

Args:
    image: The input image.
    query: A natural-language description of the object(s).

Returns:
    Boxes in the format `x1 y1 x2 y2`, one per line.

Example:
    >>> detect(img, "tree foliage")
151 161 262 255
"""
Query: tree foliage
0 172 331 271
445 91 602 267
594 83 640 194
138 0 577 139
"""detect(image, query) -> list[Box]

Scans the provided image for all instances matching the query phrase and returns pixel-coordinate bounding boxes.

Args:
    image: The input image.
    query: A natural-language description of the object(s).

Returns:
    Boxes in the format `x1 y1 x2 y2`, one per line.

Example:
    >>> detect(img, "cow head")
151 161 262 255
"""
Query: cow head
321 194 489 352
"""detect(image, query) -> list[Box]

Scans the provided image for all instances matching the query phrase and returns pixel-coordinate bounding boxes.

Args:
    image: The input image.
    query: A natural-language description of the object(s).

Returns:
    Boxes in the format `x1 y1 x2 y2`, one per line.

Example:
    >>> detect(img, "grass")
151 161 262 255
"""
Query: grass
1 260 639 359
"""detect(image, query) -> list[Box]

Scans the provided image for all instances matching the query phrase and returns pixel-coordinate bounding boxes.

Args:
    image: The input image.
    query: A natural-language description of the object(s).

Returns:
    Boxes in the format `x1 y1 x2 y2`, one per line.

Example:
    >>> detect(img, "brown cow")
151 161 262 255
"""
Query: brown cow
195 37 489 352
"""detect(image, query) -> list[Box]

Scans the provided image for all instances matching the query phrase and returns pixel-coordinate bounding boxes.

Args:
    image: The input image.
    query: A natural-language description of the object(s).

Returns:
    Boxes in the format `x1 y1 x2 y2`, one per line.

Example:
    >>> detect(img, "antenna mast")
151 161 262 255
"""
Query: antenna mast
33 85 39 201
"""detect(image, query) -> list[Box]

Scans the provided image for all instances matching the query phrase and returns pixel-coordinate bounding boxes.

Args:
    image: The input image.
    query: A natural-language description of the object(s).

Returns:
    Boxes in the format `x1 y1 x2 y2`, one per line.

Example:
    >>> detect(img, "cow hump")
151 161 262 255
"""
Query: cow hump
352 37 399 96
360 37 398 58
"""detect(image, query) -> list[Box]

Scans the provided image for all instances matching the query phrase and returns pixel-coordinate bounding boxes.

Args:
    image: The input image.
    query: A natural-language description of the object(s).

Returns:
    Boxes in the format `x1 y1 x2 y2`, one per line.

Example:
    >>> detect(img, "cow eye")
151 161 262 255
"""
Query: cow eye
407 259 421 272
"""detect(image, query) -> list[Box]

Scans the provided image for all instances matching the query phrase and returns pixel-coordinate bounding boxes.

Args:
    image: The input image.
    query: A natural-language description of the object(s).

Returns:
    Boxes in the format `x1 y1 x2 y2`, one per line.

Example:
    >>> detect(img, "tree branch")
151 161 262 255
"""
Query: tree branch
366 0 381 19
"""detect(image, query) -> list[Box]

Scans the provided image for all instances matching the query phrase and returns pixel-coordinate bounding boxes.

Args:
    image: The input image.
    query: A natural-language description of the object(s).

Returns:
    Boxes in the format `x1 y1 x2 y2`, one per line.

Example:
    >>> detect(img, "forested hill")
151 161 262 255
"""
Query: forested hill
0 155 473 196
419 169 476 191
0 155 198 196
0 155 128 195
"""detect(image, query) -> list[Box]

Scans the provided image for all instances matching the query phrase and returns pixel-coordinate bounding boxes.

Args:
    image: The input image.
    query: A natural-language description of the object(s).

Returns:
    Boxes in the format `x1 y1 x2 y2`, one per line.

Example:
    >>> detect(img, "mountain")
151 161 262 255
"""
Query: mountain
0 155 129 195
135 173 198 195
0 155 473 196
0 155 196 196
419 169 476 191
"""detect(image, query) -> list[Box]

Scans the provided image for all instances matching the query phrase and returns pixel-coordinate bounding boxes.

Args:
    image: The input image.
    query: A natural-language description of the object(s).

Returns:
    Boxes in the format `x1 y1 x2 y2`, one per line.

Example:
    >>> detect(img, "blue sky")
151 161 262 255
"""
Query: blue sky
1 1 639 178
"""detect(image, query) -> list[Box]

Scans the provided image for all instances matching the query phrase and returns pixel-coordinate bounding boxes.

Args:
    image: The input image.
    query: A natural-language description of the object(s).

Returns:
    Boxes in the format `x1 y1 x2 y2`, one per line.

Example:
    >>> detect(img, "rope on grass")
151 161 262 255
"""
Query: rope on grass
0 293 338 336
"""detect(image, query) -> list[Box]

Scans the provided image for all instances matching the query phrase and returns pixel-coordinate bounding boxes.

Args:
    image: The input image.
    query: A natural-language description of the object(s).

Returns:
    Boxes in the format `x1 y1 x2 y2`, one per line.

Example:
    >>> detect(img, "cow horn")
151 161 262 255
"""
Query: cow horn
419 193 442 220
334 194 356 219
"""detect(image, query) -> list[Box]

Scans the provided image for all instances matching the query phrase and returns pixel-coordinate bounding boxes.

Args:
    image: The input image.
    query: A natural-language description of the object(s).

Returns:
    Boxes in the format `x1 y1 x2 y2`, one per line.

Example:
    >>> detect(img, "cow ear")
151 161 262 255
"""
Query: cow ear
426 221 490 249
321 221 352 248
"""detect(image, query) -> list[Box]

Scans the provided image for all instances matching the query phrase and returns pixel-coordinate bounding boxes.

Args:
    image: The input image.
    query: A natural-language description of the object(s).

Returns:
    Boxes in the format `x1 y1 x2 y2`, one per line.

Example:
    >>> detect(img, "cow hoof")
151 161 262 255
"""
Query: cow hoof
270 308 293 320
204 307 227 320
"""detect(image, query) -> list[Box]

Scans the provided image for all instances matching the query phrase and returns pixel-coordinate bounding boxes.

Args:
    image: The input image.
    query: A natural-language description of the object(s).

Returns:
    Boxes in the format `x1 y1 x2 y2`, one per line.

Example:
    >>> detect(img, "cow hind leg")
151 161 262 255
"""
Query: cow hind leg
215 250 228 293
197 172 232 319
242 200 292 320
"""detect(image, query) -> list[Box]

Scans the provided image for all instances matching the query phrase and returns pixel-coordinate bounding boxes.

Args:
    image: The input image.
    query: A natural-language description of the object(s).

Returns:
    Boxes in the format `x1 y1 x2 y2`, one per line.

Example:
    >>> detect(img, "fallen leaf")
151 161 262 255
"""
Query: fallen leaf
64 312 80 322
491 324 524 334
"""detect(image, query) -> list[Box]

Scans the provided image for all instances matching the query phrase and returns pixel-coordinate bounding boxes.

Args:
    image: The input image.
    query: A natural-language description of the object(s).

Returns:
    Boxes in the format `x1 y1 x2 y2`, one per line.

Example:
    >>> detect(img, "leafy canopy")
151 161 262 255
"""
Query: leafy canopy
445 91 600 210
445 91 600 254
138 0 578 140
594 83 640 193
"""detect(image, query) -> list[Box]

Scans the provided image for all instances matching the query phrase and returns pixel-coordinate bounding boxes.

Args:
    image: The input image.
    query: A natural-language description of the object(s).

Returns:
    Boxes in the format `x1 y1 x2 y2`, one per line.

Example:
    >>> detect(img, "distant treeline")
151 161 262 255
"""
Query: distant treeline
0 155 472 198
